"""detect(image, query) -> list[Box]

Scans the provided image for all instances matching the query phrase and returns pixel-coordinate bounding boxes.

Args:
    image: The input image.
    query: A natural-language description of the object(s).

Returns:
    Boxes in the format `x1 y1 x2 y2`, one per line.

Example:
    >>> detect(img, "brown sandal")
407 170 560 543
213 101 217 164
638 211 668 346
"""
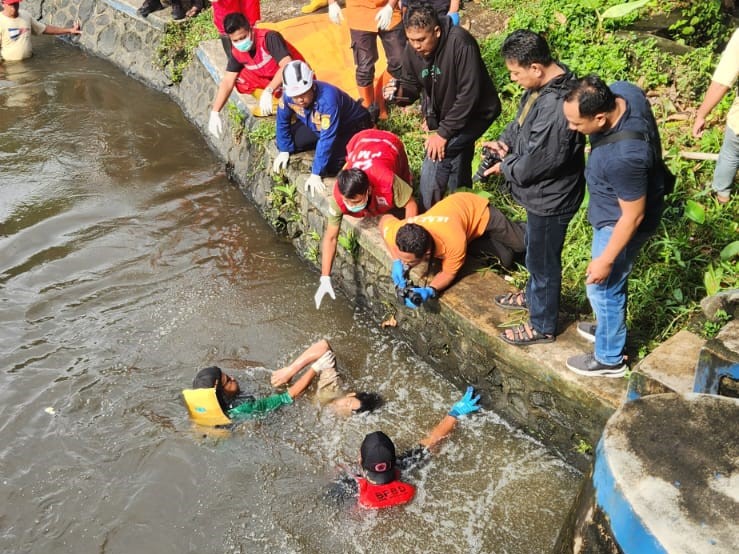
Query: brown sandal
500 322 554 346
185 5 201 17
494 291 528 310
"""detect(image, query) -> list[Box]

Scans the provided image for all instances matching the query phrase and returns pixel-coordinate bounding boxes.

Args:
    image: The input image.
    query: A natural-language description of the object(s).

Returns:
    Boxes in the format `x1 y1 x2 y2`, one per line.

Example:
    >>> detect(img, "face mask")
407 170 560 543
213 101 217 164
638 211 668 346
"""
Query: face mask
346 199 368 213
233 37 253 53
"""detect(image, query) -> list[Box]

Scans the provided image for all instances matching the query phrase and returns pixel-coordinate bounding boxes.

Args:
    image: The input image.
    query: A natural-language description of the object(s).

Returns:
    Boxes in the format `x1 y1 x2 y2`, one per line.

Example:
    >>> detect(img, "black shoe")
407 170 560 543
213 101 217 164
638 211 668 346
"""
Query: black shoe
566 353 626 378
576 321 596 343
171 1 186 20
137 0 164 18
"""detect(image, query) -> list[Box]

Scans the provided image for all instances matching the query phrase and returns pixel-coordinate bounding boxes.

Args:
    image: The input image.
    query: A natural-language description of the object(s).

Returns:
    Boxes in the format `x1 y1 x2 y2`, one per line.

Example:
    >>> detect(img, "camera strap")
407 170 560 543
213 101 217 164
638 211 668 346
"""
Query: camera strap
590 130 675 195
516 91 540 126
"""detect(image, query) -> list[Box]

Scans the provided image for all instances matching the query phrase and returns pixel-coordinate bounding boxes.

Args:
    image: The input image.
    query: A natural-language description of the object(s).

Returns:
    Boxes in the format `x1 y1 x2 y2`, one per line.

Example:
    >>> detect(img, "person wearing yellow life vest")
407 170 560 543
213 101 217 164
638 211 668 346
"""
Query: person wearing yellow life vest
183 340 383 425
325 0 405 120
314 129 418 309
331 386 480 509
207 12 305 137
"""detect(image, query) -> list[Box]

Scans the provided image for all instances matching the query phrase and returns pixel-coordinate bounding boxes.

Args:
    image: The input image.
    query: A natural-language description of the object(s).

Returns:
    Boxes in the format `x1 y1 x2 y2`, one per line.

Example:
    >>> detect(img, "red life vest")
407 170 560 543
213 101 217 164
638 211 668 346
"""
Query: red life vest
357 476 416 509
232 29 305 95
333 129 412 218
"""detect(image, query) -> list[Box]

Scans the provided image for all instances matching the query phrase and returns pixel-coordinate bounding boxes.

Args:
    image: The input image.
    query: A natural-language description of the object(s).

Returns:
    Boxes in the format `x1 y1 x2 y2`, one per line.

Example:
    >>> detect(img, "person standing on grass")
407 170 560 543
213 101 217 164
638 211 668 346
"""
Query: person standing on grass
693 27 739 205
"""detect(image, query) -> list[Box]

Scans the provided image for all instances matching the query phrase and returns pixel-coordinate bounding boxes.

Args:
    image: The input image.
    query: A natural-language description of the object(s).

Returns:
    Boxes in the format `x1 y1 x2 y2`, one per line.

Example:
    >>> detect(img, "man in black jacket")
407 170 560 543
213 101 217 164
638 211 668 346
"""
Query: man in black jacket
383 4 501 211
482 30 585 346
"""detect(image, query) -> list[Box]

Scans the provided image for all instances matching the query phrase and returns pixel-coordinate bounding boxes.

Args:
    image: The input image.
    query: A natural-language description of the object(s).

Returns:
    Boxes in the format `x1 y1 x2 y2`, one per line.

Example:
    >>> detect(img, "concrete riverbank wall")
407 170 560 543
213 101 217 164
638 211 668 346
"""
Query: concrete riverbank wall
19 0 732 476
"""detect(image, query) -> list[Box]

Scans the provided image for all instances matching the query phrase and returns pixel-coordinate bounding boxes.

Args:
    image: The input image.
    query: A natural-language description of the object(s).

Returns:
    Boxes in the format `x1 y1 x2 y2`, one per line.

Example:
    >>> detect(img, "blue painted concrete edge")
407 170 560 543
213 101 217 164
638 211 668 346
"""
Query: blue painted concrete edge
102 0 166 31
692 350 739 395
593 439 668 554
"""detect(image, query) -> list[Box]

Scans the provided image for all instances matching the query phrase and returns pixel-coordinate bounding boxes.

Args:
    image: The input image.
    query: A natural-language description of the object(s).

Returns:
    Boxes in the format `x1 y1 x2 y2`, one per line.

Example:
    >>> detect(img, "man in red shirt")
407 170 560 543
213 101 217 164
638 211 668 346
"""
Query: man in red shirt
207 13 305 137
315 129 418 308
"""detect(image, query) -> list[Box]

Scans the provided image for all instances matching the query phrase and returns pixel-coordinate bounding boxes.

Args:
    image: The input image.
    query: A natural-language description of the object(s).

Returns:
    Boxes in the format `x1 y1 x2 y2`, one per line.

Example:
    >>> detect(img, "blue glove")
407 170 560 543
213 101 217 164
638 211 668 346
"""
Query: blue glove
403 286 435 309
449 386 481 418
447 11 460 26
391 259 407 288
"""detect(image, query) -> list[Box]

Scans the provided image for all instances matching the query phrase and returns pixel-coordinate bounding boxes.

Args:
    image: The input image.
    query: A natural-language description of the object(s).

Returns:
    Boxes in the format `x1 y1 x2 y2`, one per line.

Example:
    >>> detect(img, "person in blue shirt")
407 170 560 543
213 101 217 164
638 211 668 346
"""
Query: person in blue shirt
562 75 668 378
271 60 373 198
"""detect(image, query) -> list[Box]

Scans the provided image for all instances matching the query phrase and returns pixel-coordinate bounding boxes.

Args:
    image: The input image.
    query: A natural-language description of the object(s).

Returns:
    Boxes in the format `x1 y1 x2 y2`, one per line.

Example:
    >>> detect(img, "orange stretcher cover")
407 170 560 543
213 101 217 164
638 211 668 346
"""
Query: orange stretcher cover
259 14 387 97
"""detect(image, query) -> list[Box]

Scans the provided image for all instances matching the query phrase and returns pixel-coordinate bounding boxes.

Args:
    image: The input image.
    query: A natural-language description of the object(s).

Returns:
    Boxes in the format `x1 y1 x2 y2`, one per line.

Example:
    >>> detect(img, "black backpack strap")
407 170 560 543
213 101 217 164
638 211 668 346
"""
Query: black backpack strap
591 130 648 149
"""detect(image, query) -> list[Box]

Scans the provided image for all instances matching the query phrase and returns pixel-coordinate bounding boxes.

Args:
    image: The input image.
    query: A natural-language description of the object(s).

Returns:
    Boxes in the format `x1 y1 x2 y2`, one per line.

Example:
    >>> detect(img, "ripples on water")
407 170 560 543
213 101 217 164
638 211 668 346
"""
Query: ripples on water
0 39 579 553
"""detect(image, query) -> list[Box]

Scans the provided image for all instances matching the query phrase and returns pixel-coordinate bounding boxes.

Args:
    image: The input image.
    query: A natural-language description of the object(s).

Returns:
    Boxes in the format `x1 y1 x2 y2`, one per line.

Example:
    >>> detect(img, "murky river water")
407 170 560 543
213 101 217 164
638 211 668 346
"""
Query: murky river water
0 39 579 553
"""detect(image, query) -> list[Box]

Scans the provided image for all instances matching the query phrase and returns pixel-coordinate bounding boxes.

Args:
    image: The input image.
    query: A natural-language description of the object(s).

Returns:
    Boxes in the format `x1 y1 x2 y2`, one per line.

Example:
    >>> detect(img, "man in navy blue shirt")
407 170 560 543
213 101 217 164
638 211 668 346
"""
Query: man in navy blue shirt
272 60 372 198
562 74 667 377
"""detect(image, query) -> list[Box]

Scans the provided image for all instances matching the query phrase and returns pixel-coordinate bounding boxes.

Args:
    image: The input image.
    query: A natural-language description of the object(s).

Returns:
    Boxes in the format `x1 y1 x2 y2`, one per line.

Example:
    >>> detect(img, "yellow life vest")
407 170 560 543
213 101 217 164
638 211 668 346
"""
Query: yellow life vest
182 387 231 427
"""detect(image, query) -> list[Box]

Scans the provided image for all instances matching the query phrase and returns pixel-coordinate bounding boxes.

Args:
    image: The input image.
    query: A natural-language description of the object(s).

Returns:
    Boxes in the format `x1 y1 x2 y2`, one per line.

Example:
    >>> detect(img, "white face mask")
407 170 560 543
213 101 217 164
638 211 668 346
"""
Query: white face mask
233 36 253 52
346 199 368 213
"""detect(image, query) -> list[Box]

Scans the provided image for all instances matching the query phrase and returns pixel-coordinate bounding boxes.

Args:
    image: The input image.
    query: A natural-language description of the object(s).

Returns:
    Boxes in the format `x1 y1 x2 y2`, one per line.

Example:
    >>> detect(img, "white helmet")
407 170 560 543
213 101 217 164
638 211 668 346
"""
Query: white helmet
282 60 314 97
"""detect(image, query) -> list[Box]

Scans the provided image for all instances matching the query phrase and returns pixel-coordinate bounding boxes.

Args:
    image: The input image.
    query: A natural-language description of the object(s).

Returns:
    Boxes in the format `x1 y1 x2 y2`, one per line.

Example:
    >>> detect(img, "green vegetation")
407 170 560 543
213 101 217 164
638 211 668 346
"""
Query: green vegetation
247 120 277 148
225 103 246 143
573 435 594 455
383 0 737 357
701 308 733 338
155 9 218 83
267 180 301 230
338 229 360 259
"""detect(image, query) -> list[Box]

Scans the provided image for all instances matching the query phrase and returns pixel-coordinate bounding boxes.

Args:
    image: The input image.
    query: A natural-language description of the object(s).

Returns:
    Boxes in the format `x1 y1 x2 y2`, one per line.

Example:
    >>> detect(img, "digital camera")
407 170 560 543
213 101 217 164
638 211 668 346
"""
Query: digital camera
472 146 502 183
396 285 423 307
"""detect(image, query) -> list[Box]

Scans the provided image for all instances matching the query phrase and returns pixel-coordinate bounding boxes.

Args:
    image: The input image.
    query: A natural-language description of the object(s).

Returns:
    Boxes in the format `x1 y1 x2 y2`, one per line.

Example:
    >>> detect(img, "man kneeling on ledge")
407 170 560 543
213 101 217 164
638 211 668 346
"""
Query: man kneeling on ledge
380 192 526 309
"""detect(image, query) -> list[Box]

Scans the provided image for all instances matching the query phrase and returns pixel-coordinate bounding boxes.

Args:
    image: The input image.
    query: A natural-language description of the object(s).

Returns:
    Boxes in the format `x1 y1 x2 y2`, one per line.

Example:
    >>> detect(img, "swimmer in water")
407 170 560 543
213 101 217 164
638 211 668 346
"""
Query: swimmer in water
270 339 383 417
330 386 481 509
186 340 382 424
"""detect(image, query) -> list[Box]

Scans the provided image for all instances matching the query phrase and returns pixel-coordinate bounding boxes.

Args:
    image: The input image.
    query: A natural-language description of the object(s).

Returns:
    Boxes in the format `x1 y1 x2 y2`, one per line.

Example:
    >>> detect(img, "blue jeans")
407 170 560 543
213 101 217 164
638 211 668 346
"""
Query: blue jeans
525 211 576 336
712 125 739 198
587 226 651 365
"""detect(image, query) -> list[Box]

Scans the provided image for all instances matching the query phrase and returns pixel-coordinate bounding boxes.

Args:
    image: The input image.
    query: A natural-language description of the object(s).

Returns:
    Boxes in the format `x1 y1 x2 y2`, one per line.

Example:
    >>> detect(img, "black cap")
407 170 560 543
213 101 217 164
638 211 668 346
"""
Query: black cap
360 431 396 485
192 366 222 389
192 366 227 412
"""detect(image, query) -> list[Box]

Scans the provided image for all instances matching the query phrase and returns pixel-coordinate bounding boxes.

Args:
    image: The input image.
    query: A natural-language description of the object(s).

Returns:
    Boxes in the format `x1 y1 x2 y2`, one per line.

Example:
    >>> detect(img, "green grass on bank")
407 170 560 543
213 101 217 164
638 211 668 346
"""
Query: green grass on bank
155 8 219 83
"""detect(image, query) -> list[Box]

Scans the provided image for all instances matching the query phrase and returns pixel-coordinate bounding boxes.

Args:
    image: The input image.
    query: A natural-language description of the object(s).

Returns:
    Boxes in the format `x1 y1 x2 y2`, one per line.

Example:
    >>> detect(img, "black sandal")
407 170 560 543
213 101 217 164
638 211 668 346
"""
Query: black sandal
500 322 554 346
494 291 528 310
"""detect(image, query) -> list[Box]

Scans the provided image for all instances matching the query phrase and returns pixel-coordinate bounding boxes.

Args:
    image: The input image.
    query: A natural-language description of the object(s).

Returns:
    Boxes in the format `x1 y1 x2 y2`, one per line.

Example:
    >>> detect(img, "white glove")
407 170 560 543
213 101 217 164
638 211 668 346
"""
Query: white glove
305 173 325 196
208 111 222 139
375 4 394 30
328 1 343 24
272 151 290 173
259 87 274 116
314 275 336 309
310 350 336 374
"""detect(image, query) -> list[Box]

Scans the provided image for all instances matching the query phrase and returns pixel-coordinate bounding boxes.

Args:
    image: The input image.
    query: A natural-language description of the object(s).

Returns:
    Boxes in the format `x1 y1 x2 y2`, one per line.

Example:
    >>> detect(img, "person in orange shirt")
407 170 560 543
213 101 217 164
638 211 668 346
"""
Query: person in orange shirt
326 0 405 119
379 192 525 307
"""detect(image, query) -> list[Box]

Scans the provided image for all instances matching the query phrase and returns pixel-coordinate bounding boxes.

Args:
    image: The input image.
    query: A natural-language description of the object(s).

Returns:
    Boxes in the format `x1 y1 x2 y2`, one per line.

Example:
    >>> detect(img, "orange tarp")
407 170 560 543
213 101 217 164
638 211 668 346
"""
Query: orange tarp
259 14 387 97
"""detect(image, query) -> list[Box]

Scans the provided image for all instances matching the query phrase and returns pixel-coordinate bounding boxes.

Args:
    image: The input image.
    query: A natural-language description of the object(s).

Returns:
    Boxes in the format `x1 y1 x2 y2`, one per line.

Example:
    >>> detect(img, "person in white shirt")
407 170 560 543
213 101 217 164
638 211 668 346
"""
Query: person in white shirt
0 0 81 62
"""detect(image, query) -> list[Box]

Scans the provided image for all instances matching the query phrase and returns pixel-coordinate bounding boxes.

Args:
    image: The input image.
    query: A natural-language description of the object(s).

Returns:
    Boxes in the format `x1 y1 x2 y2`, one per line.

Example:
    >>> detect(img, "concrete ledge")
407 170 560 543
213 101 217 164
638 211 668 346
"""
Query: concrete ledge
629 330 705 400
594 394 738 553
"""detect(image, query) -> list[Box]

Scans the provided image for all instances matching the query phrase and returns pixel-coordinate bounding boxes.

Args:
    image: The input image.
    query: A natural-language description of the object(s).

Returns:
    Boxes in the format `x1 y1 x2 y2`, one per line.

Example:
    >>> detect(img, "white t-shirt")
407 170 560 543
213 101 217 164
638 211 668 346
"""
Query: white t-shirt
712 28 739 134
0 10 46 61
